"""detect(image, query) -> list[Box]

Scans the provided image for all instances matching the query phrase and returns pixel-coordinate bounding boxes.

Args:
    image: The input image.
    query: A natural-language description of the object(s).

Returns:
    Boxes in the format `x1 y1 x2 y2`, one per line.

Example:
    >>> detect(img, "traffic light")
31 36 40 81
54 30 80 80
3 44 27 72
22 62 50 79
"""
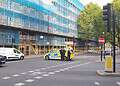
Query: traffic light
103 4 112 32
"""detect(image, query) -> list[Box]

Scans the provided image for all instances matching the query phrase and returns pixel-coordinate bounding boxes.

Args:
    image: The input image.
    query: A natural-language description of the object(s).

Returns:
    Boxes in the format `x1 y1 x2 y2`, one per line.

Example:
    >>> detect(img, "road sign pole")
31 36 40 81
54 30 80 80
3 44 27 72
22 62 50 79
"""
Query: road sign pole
99 37 105 62
103 43 105 59
101 45 103 62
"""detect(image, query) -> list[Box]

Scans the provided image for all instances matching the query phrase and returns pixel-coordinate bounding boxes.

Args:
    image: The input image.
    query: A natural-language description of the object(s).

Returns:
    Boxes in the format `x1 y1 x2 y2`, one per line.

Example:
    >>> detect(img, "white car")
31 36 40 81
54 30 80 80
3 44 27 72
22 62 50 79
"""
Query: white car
0 48 24 60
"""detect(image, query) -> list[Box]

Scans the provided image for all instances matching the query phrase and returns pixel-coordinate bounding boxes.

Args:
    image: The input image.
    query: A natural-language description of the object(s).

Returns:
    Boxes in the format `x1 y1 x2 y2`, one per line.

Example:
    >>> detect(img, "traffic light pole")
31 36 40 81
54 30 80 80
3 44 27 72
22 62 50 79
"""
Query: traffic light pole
112 9 116 72
103 3 116 72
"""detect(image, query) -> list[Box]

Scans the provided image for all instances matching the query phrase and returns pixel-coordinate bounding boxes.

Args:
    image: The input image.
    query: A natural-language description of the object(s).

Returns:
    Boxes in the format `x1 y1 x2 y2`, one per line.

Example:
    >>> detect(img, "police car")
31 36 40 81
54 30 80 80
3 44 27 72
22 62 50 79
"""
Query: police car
44 48 74 61
44 49 61 60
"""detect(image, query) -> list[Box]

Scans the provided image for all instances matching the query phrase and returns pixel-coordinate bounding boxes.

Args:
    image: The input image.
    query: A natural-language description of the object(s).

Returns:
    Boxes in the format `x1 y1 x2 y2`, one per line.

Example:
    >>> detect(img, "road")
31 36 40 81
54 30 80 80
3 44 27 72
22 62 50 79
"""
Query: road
0 55 120 86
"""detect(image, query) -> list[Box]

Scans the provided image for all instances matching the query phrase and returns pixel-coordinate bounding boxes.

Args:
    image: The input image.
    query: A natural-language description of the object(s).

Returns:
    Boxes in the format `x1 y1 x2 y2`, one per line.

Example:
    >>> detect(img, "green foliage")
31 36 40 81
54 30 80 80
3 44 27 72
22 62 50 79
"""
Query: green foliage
113 0 120 46
77 3 105 41
113 0 120 13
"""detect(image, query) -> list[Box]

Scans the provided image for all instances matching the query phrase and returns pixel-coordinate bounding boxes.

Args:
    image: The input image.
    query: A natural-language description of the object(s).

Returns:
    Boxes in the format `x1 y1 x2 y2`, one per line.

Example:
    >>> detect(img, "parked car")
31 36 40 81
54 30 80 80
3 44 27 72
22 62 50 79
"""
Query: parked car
0 55 6 65
0 48 24 60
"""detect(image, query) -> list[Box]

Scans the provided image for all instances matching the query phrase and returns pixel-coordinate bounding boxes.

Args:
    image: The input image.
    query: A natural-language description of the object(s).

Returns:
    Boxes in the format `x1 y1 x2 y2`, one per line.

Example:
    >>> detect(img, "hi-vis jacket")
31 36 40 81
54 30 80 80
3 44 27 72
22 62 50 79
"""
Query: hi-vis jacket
65 49 74 59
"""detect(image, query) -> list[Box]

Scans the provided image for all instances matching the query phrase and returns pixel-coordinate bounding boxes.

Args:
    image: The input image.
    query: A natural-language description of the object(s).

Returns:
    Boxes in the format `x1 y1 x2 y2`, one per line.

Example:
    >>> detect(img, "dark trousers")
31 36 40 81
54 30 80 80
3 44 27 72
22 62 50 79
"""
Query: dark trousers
60 50 65 60
67 51 71 60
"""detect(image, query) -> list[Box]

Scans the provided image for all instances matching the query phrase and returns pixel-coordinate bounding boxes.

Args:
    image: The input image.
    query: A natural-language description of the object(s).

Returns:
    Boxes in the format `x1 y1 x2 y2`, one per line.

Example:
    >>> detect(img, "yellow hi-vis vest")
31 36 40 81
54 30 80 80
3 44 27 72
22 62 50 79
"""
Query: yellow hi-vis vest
65 50 68 57
57 50 61 57
65 50 74 59
70 52 74 59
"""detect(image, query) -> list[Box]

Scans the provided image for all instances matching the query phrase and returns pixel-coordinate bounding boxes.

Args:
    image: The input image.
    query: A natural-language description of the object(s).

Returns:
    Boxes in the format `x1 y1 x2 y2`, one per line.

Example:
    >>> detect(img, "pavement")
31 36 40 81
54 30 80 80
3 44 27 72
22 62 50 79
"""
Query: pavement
0 54 120 86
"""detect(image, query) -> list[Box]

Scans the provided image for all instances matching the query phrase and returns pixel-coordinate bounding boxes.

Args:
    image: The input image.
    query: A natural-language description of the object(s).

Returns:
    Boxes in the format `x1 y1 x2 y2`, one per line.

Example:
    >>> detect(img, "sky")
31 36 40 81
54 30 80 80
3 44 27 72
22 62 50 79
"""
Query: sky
80 0 113 7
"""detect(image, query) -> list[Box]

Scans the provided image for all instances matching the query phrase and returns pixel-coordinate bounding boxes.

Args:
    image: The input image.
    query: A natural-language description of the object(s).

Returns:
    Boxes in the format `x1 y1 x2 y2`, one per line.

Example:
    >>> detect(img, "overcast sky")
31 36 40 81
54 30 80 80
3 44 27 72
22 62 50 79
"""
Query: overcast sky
80 0 113 7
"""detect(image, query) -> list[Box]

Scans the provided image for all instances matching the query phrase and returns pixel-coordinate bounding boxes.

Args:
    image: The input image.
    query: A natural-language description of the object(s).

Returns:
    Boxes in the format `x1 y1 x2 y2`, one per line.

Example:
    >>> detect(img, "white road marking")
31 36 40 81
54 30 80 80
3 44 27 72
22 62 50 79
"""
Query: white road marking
25 79 35 82
30 72 42 76
54 70 60 73
14 83 25 86
117 81 120 85
63 68 69 70
20 72 27 75
42 74 49 76
5 60 74 80
53 62 91 73
40 62 75 70
3 61 91 83
48 72 55 75
12 74 20 77
94 82 100 85
28 71 34 73
34 76 43 79
34 69 40 71
59 69 65 72
2 76 11 80
67 62 91 69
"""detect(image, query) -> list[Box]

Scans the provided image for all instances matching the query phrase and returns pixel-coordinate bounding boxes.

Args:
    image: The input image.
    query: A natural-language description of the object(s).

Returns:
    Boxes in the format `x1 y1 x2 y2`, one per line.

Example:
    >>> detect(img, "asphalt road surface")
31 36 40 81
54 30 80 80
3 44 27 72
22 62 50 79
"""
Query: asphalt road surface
0 55 120 86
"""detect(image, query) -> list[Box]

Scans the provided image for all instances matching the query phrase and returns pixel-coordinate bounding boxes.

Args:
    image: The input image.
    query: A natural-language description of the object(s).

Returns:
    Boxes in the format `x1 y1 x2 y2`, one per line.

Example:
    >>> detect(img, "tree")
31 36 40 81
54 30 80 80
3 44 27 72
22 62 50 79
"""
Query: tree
113 0 120 47
113 0 120 12
77 3 105 44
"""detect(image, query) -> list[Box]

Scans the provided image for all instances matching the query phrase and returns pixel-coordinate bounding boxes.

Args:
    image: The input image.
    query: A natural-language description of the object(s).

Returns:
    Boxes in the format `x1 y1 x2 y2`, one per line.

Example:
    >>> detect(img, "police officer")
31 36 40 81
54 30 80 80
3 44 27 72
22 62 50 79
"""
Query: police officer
67 48 71 61
60 48 65 61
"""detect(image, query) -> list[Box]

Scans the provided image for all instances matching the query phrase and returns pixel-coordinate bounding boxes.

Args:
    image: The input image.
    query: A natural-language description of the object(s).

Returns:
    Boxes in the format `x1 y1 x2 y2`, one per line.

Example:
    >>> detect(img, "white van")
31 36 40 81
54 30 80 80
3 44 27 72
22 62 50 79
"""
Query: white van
0 48 24 60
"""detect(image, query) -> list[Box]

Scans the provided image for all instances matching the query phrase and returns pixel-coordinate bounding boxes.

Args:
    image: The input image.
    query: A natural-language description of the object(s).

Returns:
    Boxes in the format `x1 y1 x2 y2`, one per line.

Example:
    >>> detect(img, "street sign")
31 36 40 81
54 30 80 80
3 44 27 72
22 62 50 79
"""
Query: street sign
99 37 105 44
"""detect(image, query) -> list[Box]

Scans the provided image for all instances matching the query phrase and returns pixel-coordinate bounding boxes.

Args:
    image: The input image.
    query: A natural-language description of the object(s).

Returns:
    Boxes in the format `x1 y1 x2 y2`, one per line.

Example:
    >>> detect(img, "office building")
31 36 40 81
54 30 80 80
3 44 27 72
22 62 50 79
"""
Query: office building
0 0 84 55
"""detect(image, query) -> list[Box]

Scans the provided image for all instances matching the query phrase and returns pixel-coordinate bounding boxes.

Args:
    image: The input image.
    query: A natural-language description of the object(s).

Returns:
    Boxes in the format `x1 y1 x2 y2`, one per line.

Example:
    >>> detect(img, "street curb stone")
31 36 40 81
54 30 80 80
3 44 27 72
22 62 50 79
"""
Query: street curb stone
96 70 120 76
25 55 44 59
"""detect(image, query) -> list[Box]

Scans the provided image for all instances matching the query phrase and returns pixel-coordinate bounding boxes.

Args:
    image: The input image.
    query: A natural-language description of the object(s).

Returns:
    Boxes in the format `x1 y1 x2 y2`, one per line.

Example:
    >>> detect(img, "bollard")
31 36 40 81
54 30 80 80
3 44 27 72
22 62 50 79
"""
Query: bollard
105 55 113 72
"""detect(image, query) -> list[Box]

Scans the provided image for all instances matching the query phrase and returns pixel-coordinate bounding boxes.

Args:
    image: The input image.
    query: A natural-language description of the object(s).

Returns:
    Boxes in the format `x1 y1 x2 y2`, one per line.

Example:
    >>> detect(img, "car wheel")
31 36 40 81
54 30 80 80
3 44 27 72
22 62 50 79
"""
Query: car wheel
4 56 7 62
45 55 49 60
20 56 24 60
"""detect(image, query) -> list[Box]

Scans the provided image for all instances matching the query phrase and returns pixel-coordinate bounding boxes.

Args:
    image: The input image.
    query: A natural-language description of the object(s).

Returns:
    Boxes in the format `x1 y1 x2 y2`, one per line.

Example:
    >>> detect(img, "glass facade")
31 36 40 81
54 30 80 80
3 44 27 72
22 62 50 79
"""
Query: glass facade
0 0 84 55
